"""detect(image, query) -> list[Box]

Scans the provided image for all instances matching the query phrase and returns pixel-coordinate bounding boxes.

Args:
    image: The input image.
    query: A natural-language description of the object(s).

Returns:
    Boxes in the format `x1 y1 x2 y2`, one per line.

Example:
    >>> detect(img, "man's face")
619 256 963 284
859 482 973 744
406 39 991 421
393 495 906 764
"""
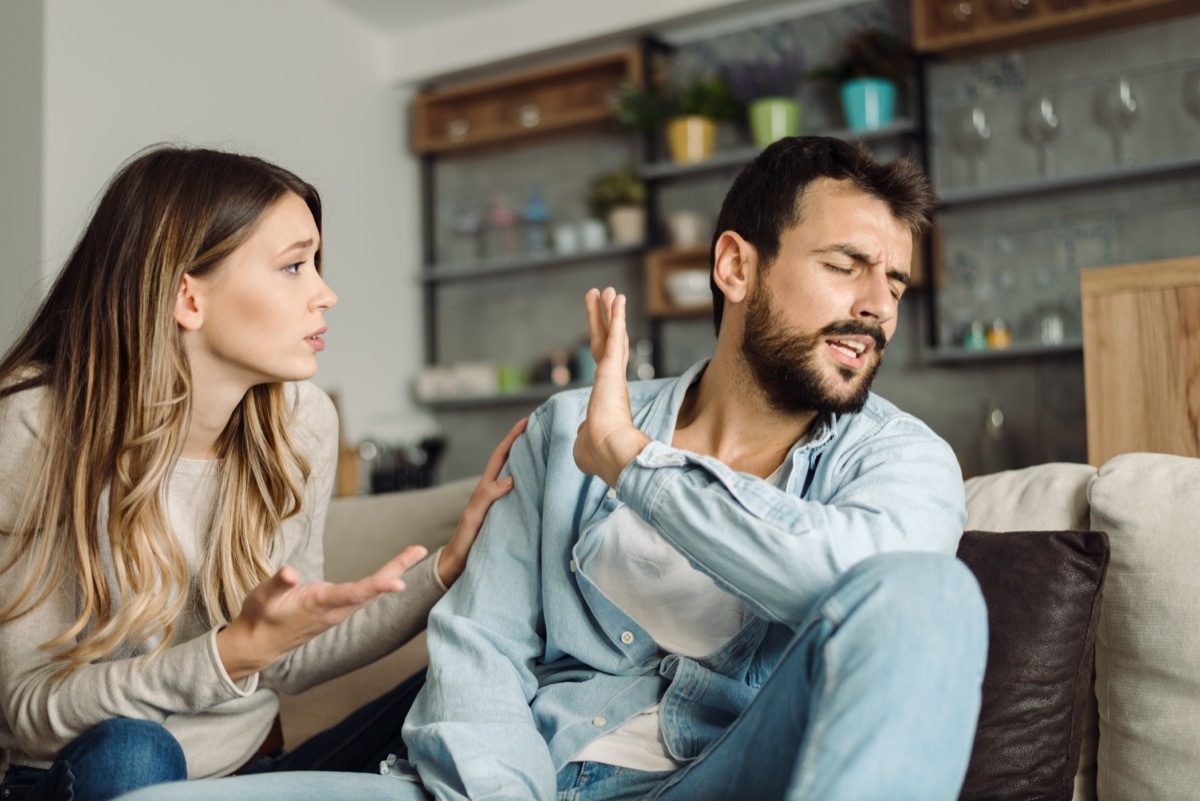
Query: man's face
738 178 912 416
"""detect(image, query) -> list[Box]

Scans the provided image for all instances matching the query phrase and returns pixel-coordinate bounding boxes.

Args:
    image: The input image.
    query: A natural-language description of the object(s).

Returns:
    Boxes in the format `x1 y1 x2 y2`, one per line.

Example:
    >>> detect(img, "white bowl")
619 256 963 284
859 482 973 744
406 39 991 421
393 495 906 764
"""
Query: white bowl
664 269 711 307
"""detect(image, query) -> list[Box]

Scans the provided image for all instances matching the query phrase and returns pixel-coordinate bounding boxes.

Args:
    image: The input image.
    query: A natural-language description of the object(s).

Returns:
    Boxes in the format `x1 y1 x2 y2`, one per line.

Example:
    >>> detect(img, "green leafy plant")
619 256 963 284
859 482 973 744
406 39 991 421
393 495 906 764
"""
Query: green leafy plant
613 74 740 131
809 27 913 85
587 166 646 218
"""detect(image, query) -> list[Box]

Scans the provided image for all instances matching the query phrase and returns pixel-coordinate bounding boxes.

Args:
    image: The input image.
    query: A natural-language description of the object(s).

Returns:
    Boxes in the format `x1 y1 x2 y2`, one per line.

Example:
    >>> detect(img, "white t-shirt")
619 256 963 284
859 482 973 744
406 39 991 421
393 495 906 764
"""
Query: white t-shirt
572 461 789 771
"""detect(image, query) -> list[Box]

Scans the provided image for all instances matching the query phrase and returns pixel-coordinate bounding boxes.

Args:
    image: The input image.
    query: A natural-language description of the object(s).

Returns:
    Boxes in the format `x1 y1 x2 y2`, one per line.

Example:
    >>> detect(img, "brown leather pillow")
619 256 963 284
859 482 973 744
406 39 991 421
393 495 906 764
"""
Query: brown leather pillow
955 530 1109 801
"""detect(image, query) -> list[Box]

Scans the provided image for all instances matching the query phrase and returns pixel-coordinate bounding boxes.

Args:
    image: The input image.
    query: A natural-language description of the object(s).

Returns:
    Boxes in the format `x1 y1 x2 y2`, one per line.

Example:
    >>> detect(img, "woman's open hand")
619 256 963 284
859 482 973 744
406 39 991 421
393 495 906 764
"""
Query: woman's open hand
438 416 528 587
216 545 428 681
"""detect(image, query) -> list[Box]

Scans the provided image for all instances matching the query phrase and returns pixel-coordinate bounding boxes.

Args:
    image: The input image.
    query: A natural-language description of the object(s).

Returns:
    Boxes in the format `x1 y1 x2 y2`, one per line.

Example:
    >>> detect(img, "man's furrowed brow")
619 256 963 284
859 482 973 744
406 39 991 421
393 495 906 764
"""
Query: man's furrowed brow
816 244 874 264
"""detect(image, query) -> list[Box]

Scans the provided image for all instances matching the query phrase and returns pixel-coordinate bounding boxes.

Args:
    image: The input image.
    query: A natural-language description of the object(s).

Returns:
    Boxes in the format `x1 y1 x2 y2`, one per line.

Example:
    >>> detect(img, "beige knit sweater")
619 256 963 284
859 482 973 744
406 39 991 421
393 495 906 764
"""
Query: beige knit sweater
0 381 445 779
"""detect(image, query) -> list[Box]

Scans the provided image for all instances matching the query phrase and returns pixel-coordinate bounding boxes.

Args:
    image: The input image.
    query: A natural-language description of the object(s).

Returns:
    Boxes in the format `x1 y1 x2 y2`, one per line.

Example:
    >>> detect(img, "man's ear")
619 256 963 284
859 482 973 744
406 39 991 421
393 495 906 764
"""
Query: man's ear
712 231 757 306
174 274 204 331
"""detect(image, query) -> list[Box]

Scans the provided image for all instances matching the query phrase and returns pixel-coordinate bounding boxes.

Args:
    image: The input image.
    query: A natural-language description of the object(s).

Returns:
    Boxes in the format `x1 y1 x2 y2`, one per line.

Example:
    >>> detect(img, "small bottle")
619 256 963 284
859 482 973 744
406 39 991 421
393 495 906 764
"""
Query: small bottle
986 318 1011 349
977 400 1016 475
523 187 549 257
963 320 987 350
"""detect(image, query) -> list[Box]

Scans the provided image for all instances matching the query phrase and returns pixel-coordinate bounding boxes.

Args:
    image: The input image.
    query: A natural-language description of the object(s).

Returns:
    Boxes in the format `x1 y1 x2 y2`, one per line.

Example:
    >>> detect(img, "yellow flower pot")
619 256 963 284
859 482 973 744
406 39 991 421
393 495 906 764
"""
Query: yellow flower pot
665 116 718 164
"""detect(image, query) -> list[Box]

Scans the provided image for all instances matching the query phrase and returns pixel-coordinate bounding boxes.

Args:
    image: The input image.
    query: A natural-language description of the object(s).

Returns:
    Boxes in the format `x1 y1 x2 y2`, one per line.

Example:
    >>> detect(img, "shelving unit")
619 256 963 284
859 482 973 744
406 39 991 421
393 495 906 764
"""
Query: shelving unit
923 339 1083 364
937 151 1200 208
637 118 918 181
423 382 587 411
422 241 644 284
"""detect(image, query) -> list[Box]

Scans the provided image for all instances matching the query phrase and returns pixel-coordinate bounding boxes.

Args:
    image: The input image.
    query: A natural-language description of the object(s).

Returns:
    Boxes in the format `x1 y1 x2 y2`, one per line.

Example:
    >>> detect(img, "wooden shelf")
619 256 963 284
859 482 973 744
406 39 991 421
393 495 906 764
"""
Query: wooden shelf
412 47 642 154
644 246 713 318
912 0 1197 57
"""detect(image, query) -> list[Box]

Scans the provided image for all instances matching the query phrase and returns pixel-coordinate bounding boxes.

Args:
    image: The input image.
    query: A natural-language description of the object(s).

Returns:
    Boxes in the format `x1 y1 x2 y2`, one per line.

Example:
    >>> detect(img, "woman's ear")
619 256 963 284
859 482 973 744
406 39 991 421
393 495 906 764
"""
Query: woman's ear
174 274 204 331
712 231 757 306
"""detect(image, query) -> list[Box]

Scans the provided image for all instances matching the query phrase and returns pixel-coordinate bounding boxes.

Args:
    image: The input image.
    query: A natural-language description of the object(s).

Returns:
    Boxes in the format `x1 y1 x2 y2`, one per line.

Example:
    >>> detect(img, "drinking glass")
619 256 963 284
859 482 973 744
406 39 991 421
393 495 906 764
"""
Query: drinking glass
954 106 992 185
1094 78 1140 165
1023 95 1062 177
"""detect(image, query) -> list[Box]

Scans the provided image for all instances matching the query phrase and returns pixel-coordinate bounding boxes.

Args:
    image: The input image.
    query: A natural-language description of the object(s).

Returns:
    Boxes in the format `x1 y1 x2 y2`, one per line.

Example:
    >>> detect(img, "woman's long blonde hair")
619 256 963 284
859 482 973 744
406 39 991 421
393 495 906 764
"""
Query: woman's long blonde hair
0 145 323 670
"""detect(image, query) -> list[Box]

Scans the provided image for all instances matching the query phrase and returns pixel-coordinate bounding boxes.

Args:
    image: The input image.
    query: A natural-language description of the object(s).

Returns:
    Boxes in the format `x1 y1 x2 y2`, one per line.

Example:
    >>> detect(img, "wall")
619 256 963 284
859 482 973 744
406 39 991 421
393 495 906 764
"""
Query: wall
0 0 45 357
34 0 422 443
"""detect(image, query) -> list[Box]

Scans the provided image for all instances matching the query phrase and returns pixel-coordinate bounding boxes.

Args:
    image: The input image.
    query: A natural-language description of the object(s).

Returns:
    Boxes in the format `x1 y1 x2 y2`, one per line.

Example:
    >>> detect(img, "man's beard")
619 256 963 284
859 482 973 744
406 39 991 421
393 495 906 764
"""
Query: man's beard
739 284 887 416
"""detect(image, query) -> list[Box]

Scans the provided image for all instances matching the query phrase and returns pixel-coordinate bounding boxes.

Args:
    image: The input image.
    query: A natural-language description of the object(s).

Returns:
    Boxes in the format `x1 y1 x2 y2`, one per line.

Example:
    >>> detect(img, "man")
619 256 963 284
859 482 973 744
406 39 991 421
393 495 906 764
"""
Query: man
403 136 987 800
119 136 987 801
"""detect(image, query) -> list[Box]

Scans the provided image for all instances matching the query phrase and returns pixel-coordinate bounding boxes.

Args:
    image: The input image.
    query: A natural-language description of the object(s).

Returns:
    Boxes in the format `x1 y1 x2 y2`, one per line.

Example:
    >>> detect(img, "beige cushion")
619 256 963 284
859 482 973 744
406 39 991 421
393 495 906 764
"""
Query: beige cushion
964 462 1099 801
965 462 1095 533
1090 453 1200 801
279 478 477 746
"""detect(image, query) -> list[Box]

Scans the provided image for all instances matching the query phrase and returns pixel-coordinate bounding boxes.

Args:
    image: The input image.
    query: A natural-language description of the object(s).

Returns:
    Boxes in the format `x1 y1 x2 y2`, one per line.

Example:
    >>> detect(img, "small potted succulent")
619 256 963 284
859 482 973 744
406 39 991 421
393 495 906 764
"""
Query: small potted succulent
724 44 807 148
614 69 739 163
810 27 912 131
587 166 646 245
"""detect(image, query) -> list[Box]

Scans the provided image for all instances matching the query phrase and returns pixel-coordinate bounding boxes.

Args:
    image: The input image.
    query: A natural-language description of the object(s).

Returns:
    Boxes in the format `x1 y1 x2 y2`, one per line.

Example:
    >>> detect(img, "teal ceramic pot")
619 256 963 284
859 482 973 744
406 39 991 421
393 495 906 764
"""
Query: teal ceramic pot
748 97 801 148
840 78 897 131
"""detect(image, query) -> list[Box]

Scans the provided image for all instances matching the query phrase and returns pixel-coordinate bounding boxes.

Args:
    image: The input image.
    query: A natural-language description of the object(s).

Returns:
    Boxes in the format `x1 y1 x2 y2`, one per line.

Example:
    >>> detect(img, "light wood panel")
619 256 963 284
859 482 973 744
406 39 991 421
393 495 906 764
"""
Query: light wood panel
1081 257 1200 466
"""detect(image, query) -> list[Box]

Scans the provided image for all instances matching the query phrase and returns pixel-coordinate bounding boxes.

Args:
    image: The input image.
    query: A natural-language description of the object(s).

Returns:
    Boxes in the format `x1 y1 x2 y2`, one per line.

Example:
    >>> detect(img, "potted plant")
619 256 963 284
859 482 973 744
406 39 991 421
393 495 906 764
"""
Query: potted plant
724 44 807 148
615 71 738 164
587 166 646 245
810 27 912 132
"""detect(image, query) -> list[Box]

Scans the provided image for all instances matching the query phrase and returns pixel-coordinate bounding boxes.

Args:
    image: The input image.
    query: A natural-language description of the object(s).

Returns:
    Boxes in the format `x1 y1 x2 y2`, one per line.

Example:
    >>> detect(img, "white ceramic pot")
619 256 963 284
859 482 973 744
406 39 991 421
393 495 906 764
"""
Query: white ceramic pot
607 206 645 245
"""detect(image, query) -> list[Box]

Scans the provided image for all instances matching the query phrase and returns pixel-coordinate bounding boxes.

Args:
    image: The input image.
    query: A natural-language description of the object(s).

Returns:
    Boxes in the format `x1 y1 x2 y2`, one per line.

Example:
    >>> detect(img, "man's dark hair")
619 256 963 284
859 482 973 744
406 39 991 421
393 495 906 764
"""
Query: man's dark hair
708 136 936 333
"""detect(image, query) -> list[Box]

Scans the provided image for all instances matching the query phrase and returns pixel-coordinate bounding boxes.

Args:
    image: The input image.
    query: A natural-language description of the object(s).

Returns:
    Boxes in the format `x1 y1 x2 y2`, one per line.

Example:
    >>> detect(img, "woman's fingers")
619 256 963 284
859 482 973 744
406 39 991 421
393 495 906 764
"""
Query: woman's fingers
480 417 527 481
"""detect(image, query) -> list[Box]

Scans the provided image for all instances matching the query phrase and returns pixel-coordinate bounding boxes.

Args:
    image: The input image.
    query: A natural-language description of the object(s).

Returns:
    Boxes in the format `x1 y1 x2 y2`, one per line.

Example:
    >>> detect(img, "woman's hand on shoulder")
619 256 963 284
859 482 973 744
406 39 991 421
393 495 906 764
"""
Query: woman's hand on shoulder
437 416 528 587
216 545 428 681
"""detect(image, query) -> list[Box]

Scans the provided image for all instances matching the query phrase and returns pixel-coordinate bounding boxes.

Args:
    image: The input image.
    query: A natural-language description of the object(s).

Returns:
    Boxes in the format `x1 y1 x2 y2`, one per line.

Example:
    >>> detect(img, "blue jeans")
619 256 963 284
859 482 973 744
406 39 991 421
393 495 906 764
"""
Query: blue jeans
3 668 427 801
113 552 987 801
0 718 186 801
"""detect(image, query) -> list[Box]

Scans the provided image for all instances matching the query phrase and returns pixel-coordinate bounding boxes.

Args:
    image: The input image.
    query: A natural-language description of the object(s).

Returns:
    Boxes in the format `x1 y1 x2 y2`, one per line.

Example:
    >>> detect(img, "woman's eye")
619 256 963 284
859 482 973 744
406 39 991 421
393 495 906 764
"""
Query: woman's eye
283 262 302 275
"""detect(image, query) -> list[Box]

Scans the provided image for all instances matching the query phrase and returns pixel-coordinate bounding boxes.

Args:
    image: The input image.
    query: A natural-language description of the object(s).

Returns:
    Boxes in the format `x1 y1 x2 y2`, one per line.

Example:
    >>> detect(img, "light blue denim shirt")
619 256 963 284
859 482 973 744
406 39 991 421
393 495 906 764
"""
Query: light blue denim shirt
401 360 966 801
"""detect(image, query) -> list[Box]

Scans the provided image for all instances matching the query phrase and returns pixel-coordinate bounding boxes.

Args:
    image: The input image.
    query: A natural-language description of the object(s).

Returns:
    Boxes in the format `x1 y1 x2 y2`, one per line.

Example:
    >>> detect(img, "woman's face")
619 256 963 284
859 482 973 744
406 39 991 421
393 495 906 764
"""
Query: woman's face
181 192 337 391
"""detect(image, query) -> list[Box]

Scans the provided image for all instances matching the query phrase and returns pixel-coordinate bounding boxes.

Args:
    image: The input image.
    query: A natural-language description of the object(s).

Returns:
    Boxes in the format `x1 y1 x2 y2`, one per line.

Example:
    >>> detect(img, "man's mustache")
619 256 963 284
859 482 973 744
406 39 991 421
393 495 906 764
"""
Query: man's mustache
819 320 888 352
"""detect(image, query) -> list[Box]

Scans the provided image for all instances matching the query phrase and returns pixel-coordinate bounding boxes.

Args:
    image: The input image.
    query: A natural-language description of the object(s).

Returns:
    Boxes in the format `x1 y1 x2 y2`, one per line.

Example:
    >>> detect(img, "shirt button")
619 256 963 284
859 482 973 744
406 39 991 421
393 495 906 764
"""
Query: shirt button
593 716 606 727
620 631 634 645
569 559 577 573
606 489 616 500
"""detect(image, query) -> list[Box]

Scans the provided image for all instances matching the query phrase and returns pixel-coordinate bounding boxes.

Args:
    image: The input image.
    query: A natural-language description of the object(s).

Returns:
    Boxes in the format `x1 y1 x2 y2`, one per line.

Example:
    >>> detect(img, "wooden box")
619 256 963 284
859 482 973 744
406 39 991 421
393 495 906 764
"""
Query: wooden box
412 48 641 154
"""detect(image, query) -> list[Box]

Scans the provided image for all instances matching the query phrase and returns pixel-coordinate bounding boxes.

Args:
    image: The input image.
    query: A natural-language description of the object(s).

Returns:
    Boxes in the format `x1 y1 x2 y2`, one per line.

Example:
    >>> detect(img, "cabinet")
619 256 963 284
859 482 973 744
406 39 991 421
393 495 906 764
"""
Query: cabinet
1080 256 1200 464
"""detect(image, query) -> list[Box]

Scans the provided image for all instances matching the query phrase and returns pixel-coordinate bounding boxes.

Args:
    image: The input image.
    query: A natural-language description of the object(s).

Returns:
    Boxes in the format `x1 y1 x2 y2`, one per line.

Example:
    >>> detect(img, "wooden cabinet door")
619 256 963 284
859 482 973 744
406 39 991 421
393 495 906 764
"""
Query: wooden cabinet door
1081 257 1200 465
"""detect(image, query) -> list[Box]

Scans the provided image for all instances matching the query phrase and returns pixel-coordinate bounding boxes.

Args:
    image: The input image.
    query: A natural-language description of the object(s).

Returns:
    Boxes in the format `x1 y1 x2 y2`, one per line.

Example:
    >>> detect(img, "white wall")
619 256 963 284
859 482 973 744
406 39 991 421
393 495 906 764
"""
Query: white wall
0 0 45 356
40 0 425 442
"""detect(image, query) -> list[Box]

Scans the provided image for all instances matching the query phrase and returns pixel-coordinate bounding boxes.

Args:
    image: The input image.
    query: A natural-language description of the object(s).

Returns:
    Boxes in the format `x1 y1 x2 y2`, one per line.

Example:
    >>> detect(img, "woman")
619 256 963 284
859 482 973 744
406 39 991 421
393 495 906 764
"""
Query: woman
0 145 524 801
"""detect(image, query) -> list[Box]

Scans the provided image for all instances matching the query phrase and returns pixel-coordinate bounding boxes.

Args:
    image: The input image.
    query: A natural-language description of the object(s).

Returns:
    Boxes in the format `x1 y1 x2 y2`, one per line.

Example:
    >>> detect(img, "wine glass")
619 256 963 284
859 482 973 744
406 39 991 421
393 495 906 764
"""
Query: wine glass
953 106 992 185
1023 95 1062 177
1094 78 1140 165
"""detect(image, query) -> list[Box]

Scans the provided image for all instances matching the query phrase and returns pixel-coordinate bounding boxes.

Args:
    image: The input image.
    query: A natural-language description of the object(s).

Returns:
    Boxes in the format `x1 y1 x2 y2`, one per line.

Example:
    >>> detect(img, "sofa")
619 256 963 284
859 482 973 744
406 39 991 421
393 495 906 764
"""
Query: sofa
281 452 1200 801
